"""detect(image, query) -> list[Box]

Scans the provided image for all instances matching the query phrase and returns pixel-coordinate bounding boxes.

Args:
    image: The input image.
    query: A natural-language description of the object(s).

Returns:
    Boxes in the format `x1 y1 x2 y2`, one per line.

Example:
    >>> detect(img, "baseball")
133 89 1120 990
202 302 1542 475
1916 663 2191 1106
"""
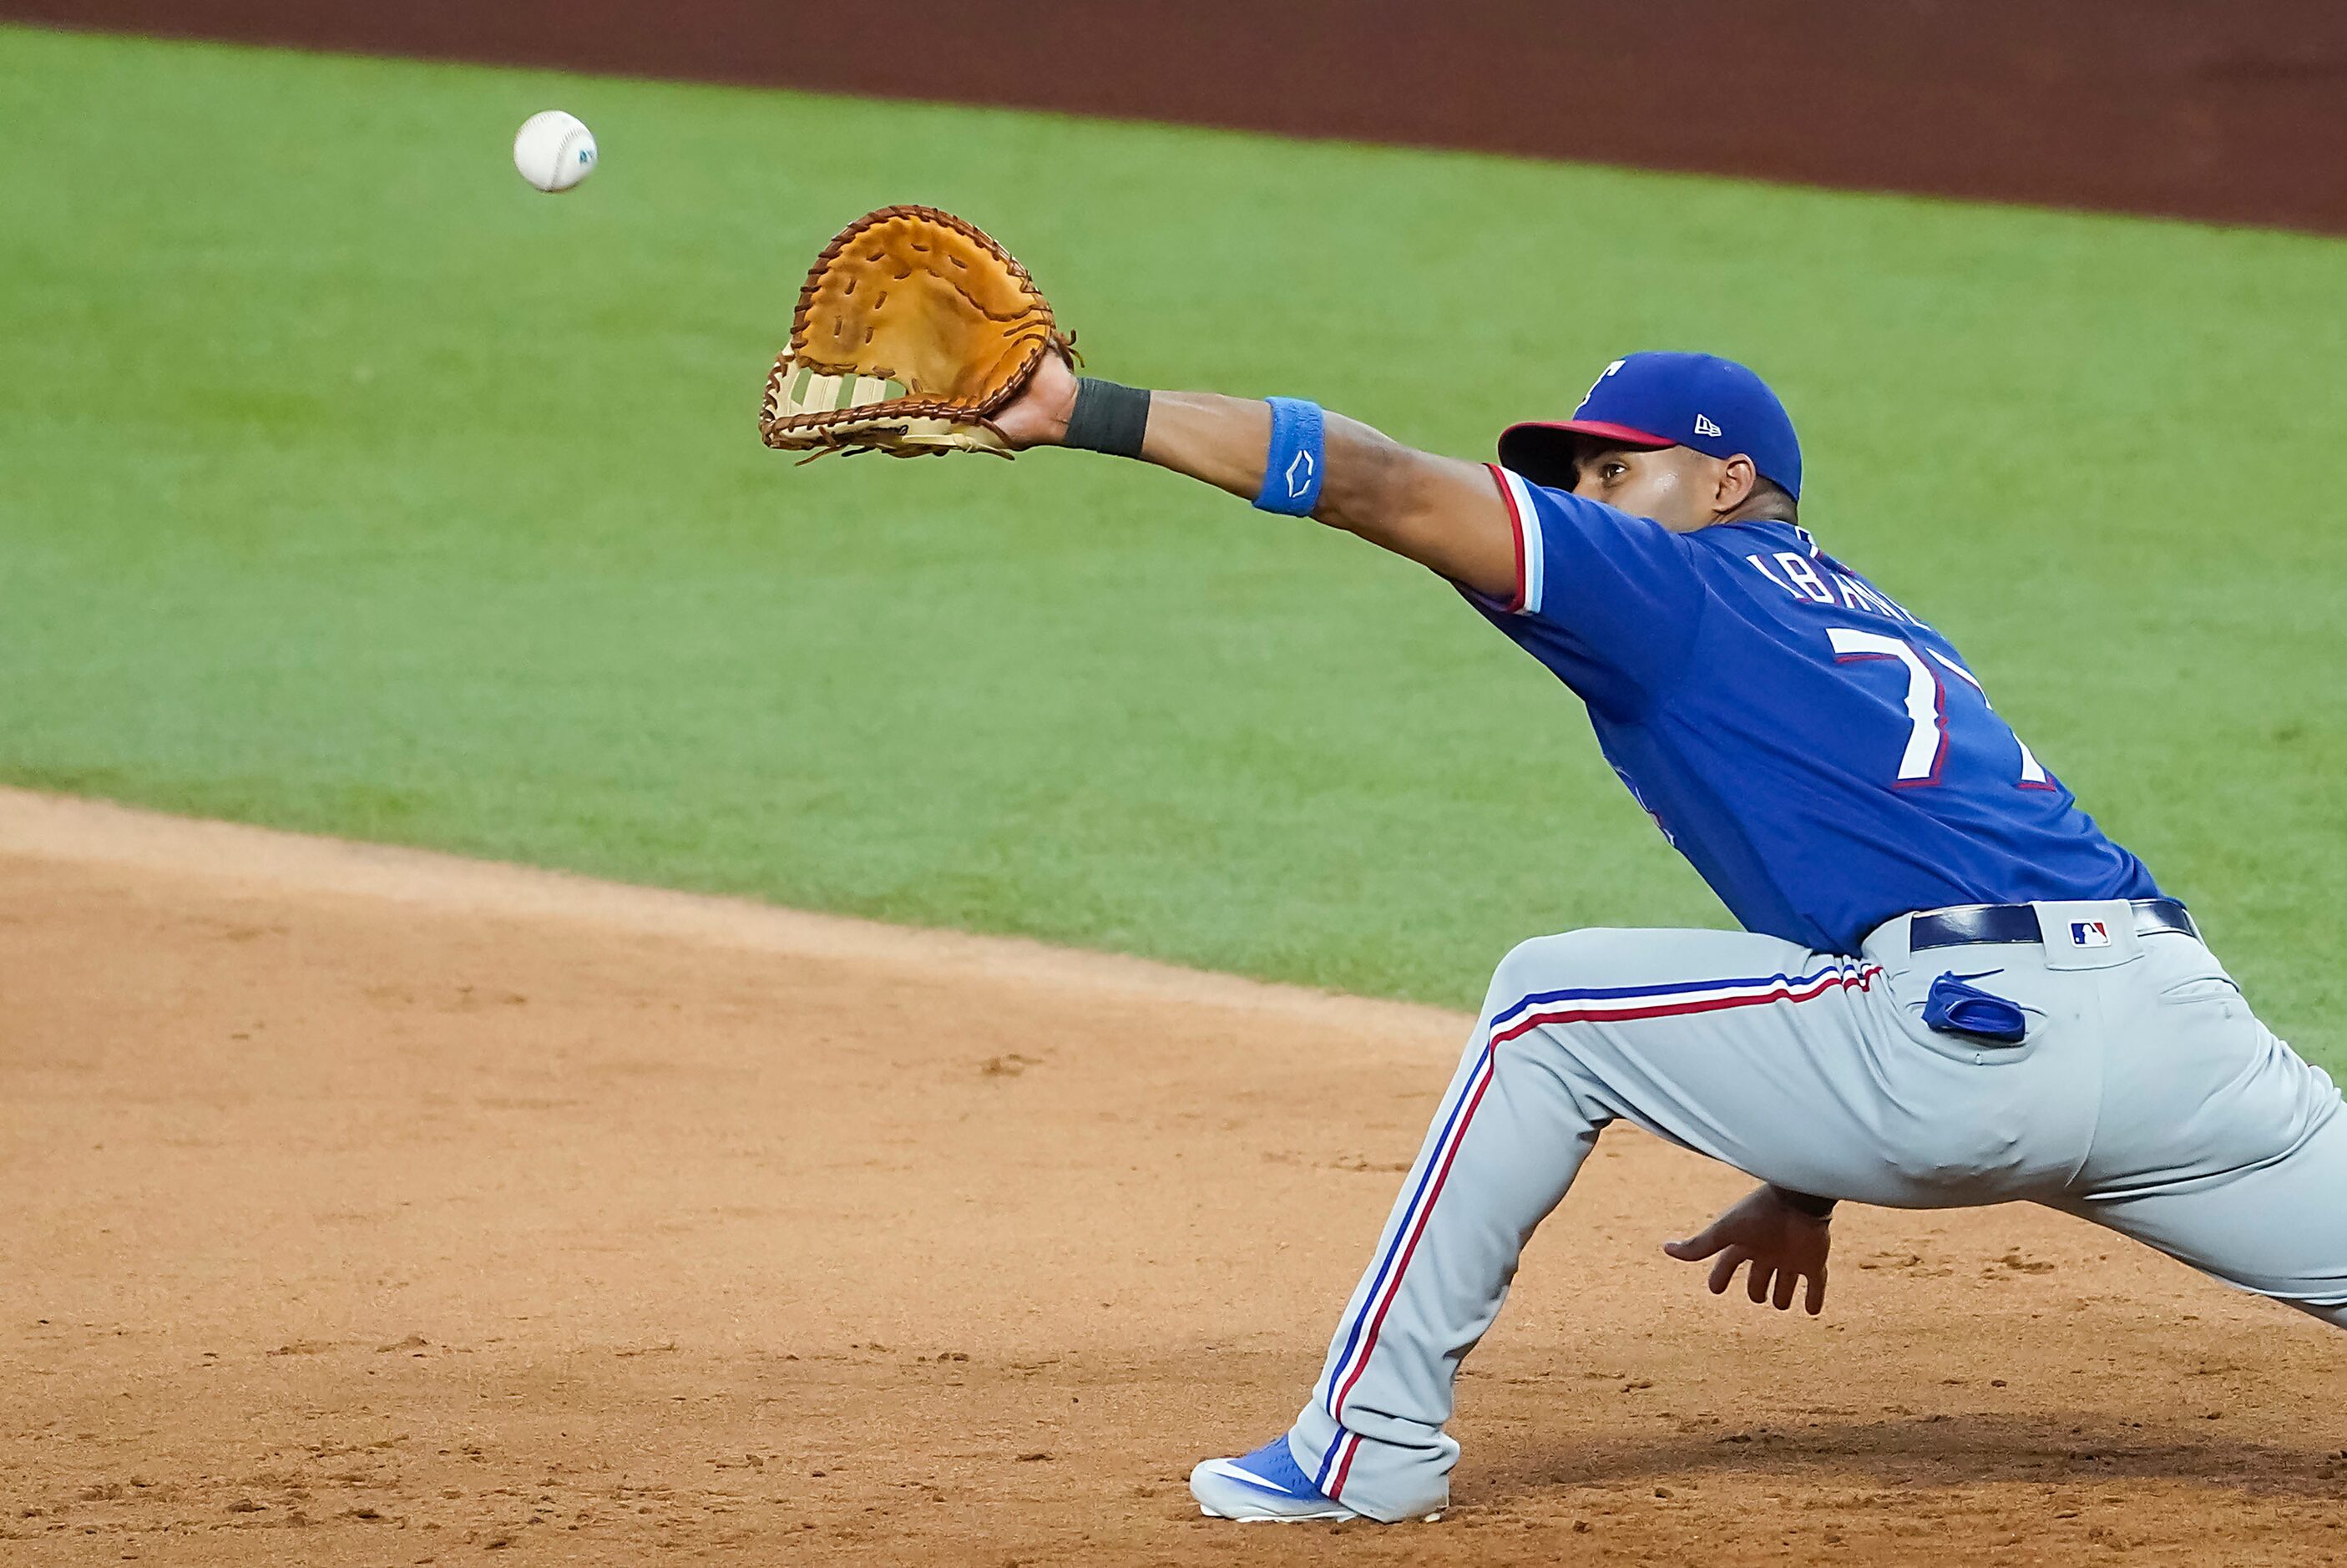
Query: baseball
513 109 598 193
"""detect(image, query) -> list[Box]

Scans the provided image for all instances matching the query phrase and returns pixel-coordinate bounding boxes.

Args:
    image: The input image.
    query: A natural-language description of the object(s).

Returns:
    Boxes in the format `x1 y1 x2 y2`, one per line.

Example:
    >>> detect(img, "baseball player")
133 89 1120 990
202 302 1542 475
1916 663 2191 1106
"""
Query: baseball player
983 347 2347 1524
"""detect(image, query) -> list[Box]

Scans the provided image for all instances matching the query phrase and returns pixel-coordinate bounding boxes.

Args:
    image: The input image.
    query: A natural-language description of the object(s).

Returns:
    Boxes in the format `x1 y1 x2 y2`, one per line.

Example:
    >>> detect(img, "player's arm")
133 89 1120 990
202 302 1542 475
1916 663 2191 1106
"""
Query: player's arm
994 352 1520 600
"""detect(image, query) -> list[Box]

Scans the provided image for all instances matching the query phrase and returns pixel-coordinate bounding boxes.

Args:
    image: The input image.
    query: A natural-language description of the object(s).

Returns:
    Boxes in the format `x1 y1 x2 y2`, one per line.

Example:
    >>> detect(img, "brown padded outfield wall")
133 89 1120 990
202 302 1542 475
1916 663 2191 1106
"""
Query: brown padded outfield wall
12 0 2347 234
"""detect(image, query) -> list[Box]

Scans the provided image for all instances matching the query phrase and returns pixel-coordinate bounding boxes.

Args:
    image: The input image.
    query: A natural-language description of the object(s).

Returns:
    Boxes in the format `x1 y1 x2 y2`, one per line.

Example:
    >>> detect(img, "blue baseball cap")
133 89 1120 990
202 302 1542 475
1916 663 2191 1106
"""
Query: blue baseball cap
1498 352 1803 498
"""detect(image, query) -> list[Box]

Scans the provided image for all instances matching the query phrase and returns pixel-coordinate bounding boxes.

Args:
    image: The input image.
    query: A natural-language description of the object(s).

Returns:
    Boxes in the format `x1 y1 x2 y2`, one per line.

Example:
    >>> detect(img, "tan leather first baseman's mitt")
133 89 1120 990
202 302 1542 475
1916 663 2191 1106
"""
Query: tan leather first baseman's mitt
758 205 1071 459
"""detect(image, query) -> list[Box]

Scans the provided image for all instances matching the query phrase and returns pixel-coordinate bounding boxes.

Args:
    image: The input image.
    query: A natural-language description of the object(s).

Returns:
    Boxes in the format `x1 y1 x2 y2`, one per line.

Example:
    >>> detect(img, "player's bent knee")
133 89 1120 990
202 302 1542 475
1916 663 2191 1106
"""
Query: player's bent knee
1481 928 1636 1021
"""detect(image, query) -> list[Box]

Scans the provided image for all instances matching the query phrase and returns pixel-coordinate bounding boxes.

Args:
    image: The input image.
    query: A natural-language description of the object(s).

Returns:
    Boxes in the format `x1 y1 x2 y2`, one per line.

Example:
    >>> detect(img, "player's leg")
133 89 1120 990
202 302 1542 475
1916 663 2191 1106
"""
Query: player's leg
1255 923 2054 1523
2050 941 2347 1323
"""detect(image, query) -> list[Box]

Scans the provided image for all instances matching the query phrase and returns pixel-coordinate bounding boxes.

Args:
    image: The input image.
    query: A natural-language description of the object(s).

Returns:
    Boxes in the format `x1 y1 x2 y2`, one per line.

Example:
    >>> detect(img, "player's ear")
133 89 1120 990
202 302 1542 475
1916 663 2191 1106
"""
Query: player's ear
1715 453 1759 519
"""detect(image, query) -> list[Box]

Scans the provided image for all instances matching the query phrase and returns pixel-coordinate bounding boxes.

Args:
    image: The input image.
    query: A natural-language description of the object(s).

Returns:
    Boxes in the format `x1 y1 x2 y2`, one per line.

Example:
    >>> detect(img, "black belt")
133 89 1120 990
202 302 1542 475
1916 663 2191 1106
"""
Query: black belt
1908 898 2197 951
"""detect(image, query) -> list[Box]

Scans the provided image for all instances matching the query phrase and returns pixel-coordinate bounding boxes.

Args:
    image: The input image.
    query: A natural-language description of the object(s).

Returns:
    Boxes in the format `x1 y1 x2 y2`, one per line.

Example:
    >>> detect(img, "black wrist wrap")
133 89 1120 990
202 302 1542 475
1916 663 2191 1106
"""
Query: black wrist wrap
1063 377 1151 457
1777 1187 1839 1219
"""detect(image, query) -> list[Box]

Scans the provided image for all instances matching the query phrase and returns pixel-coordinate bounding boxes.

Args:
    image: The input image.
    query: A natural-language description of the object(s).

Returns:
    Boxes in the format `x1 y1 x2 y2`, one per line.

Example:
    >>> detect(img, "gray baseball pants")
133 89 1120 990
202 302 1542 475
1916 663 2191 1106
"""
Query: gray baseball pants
1286 901 2347 1521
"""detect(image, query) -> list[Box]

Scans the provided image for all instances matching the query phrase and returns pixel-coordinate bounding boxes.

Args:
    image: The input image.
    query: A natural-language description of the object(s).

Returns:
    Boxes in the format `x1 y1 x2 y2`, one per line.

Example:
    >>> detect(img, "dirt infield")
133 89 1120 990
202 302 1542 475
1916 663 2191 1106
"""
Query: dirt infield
5 789 2346 1565
10 0 2347 234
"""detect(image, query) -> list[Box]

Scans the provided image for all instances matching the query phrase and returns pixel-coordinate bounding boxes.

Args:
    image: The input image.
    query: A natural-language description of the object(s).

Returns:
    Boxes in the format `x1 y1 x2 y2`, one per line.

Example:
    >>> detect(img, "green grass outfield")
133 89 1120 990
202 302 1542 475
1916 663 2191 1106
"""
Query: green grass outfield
5 28 2344 1056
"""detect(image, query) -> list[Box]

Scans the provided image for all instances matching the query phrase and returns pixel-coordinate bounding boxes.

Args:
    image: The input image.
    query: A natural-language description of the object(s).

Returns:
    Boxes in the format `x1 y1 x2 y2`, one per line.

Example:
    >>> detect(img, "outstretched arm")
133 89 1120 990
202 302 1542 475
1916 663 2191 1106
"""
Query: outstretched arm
994 352 1521 601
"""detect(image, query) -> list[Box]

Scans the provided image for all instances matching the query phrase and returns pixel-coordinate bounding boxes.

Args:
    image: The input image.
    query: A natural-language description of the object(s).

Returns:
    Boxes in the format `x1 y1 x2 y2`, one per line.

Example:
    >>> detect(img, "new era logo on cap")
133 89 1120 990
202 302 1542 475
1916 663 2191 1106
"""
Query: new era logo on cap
2070 920 2111 948
1693 413 1722 438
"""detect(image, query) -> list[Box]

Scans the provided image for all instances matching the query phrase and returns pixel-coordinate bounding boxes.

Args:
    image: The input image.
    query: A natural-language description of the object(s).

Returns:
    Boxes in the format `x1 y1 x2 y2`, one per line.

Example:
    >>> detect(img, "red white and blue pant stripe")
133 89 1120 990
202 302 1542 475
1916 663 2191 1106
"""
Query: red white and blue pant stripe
1309 959 1884 1500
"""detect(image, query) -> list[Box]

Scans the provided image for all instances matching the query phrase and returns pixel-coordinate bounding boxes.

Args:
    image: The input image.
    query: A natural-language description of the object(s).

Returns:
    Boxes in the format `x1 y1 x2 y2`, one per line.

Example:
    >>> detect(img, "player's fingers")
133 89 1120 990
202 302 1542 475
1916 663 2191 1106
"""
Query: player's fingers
1772 1267 1798 1312
1707 1248 1747 1295
1747 1261 1773 1303
1804 1267 1827 1316
1663 1224 1727 1262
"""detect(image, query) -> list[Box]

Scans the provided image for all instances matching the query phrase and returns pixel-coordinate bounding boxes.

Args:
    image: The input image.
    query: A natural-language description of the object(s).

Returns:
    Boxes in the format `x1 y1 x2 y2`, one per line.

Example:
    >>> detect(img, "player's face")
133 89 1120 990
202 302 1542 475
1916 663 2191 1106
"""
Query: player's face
1571 444 1725 533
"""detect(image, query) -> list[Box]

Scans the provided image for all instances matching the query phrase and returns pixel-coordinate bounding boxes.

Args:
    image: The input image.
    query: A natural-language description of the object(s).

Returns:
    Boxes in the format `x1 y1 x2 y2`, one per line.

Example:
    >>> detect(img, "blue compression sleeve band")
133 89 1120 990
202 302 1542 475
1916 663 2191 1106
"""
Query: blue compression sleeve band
1252 397 1327 515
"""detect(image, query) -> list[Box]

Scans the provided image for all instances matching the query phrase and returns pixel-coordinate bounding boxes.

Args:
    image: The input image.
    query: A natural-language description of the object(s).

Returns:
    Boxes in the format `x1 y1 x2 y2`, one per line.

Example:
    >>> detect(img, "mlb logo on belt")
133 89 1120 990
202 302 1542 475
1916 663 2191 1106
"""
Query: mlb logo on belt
2070 919 2111 948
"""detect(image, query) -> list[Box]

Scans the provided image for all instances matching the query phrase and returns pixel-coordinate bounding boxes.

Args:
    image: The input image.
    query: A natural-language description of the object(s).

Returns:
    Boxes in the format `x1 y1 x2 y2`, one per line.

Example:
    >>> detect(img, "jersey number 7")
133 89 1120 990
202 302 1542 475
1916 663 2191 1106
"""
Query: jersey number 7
1828 628 2053 792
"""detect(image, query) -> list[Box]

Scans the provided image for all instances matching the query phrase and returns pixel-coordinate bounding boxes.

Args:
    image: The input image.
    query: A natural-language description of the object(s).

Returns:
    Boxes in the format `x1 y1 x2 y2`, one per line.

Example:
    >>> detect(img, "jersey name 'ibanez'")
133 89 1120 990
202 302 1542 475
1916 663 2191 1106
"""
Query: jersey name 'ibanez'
1460 466 2160 955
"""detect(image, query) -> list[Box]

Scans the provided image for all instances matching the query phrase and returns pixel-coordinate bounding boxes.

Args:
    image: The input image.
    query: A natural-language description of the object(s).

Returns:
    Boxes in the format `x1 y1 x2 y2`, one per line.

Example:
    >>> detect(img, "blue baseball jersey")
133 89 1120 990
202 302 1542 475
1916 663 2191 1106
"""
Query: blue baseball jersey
1464 466 2161 955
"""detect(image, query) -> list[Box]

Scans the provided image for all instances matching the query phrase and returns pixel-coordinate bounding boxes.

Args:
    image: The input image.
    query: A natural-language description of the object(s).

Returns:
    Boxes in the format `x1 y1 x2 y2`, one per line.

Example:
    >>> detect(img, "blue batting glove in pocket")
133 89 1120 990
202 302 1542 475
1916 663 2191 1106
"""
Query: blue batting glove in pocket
1922 970 2030 1044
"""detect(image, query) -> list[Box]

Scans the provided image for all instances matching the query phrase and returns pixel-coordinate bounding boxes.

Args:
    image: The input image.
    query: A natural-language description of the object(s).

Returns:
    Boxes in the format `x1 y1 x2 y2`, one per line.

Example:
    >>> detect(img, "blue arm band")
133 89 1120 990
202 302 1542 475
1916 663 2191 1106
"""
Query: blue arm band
1252 397 1327 516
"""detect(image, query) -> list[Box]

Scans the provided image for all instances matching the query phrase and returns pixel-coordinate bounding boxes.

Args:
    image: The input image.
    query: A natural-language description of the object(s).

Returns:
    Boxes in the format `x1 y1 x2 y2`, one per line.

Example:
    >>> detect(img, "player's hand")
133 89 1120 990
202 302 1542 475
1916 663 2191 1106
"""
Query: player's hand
1662 1183 1831 1315
990 348 1080 449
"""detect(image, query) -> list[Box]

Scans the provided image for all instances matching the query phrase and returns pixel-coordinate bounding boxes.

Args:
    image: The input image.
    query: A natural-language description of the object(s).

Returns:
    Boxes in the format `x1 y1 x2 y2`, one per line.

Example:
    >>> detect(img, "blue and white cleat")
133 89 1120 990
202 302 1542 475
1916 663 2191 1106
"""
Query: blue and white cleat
1189 1437 1373 1523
